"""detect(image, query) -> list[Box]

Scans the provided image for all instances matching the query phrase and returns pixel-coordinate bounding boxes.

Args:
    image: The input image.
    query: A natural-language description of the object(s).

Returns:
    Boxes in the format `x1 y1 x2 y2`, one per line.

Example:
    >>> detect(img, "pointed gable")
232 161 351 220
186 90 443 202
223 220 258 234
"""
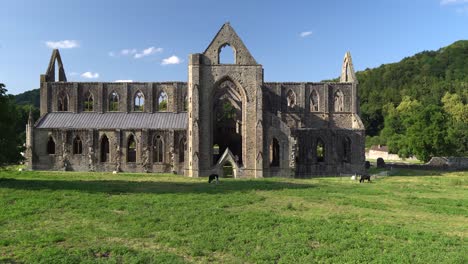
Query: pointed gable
340 51 357 83
45 49 67 82
203 22 257 65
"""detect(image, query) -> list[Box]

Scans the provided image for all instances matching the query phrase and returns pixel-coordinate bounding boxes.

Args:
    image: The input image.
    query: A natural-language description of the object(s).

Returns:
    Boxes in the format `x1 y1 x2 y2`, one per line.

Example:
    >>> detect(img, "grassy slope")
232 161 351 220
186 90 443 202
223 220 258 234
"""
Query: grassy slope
0 170 466 263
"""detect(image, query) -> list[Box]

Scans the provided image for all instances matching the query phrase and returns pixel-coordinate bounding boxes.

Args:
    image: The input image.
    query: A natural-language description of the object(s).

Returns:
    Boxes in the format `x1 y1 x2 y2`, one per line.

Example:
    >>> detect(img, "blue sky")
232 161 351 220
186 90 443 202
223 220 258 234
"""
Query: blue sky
1 0 467 94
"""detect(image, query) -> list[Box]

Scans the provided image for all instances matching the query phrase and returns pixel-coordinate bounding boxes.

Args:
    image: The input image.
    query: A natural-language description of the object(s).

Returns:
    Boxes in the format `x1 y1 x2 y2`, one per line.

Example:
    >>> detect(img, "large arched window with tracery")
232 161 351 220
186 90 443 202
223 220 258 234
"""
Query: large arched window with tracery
109 91 119 112
310 90 319 112
153 135 164 163
57 92 69 111
134 91 145 111
84 91 94 112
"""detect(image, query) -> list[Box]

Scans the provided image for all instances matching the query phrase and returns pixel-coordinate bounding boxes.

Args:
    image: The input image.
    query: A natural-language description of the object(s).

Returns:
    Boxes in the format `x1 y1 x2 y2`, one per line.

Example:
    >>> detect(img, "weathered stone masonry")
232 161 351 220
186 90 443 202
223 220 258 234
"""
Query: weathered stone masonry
26 23 366 177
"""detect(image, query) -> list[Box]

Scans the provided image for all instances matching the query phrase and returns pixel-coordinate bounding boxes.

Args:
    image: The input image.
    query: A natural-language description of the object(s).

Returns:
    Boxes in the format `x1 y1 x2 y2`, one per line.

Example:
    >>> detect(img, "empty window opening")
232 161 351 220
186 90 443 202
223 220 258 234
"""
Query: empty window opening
58 92 69 111
47 136 55 154
109 91 119 111
158 92 168 111
84 92 93 111
153 135 164 163
270 138 280 167
134 91 145 111
287 90 296 109
127 135 136 162
310 90 319 112
179 138 186 162
343 137 351 163
219 44 235 64
316 139 325 163
334 90 344 112
73 136 83 154
184 94 188 111
100 135 109 162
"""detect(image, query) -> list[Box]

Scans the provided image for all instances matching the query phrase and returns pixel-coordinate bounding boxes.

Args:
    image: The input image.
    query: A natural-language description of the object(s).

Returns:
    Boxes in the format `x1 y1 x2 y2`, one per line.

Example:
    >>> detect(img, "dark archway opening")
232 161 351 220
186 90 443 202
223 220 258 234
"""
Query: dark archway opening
127 135 136 162
47 136 55 154
213 80 243 166
101 135 109 162
270 138 280 167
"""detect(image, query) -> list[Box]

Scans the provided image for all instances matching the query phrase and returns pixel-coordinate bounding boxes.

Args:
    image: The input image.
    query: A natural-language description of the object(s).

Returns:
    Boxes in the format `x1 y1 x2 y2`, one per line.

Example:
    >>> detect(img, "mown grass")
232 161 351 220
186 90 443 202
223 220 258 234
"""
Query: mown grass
0 169 466 263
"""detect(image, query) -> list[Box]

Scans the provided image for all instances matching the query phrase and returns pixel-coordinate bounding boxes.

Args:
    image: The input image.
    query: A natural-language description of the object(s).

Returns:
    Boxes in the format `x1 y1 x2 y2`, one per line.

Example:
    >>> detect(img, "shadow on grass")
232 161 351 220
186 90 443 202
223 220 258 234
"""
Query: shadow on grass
0 178 315 195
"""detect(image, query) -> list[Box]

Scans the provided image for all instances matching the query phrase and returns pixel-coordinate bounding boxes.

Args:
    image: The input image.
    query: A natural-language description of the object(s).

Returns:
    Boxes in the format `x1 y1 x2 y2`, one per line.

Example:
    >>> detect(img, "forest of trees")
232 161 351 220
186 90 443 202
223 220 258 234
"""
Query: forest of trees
0 41 467 165
359 40 468 161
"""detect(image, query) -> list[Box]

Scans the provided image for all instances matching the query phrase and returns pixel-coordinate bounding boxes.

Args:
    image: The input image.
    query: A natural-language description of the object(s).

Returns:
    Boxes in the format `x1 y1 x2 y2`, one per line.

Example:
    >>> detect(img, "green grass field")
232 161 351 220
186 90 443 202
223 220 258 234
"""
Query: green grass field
0 168 466 263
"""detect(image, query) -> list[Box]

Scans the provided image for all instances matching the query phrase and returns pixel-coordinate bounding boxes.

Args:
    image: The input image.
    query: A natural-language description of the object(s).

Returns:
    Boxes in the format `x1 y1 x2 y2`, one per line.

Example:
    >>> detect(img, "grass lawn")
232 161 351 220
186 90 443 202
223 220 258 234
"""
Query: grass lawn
0 168 467 263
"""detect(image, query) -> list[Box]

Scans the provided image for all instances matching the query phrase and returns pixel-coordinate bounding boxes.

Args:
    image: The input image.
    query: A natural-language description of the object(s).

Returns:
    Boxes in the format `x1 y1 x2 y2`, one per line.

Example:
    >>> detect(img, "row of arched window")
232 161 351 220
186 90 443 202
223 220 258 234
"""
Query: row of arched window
268 137 352 167
46 135 187 163
285 89 345 112
56 90 189 112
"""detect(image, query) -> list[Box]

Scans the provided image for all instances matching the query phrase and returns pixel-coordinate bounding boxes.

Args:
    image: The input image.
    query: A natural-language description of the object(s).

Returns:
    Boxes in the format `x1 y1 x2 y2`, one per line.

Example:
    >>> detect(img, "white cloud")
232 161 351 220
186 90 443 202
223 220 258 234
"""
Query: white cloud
81 72 99 79
300 31 313 38
161 55 181 65
108 51 116 57
121 49 137 56
45 40 79 49
134 46 163 59
115 80 133 82
440 0 468 5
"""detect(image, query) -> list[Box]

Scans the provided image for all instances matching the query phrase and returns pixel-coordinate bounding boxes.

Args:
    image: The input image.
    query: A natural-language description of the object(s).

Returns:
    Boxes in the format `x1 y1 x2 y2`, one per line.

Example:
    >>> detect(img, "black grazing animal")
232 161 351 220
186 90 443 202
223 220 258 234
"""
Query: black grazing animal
208 174 219 184
359 174 371 183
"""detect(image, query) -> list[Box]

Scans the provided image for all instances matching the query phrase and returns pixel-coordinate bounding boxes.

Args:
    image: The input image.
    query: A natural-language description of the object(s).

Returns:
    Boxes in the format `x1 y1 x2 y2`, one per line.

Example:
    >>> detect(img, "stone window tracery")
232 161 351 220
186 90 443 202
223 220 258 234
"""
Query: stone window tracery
84 92 93 112
58 92 69 111
158 92 168 111
134 91 145 112
286 90 296 109
334 90 344 112
73 136 83 154
153 135 164 163
310 90 319 112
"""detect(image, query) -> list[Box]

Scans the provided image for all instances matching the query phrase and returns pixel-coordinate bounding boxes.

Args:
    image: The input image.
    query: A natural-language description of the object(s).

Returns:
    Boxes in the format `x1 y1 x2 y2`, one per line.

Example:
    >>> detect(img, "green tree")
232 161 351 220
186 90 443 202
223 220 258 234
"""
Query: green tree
0 83 23 165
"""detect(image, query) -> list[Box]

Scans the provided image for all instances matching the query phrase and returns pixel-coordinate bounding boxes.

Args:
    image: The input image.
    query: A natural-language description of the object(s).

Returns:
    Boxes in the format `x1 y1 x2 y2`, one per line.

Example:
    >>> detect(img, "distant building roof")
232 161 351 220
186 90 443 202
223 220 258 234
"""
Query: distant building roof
369 145 389 152
36 112 187 130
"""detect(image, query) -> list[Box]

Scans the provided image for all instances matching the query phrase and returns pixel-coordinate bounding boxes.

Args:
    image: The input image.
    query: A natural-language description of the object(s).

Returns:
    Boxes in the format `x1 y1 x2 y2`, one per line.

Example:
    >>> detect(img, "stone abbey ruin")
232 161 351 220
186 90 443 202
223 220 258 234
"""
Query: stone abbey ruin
25 23 366 177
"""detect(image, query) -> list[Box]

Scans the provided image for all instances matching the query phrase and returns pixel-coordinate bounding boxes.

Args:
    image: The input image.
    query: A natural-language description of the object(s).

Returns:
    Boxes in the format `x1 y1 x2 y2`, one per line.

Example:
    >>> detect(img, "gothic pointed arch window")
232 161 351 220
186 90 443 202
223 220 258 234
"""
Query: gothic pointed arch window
84 91 94 112
218 43 236 64
179 137 186 162
270 138 280 167
334 90 344 112
316 138 325 163
47 136 56 154
286 90 296 109
100 135 110 162
343 137 351 163
127 134 136 162
310 90 319 112
158 91 168 111
73 136 83 154
134 90 145 111
153 135 164 163
57 92 69 111
109 91 119 112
